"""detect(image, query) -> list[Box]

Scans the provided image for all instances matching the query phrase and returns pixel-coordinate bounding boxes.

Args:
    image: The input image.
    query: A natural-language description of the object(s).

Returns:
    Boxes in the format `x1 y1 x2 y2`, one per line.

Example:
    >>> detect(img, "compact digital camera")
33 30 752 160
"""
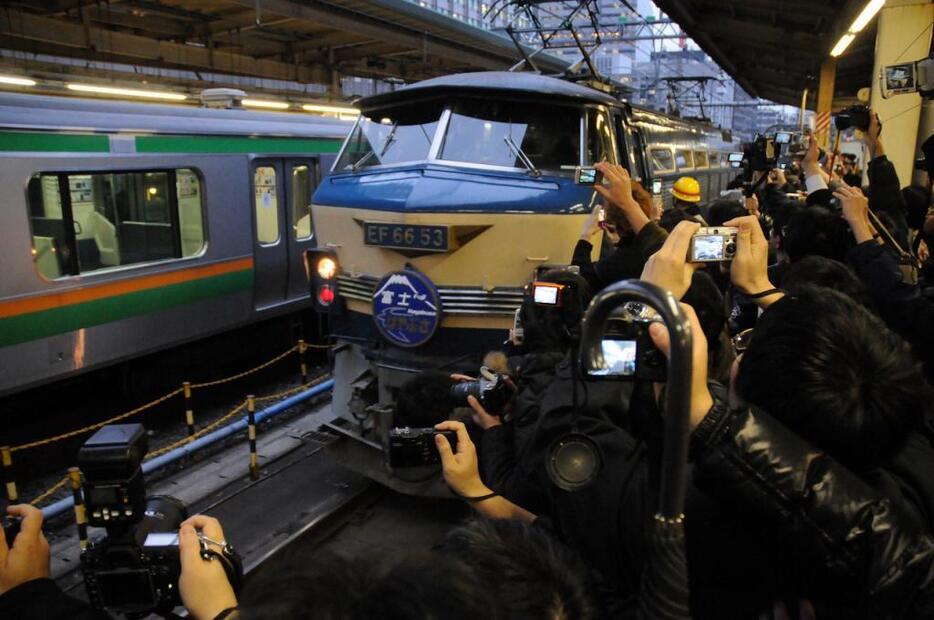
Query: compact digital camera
449 366 510 414
79 424 241 616
689 227 738 263
574 166 604 185
388 427 458 468
591 317 667 382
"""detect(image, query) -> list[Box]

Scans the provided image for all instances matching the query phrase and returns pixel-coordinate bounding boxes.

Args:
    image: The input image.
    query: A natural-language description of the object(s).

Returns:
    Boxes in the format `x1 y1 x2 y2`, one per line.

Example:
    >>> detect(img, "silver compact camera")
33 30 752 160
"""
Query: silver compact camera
689 227 738 263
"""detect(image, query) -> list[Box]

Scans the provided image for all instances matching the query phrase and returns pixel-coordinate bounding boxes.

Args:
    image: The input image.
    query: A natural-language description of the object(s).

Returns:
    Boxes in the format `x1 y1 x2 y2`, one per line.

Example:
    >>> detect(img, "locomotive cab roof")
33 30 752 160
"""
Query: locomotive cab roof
357 71 625 112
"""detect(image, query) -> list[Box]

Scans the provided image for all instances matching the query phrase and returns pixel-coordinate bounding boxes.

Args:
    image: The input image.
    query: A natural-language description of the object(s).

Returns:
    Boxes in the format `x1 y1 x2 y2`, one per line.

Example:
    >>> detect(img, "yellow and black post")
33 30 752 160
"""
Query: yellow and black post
183 381 195 437
298 339 308 384
247 395 259 480
1 446 17 503
68 467 88 550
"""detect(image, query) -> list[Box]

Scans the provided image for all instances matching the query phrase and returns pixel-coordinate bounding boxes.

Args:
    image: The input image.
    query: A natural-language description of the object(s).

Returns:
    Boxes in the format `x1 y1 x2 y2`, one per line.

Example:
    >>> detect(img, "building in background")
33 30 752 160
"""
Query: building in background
402 0 801 141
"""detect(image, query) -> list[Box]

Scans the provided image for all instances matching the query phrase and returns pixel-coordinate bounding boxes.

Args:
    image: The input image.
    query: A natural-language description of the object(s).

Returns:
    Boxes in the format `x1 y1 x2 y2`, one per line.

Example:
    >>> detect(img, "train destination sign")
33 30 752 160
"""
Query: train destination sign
371 269 442 347
363 223 449 252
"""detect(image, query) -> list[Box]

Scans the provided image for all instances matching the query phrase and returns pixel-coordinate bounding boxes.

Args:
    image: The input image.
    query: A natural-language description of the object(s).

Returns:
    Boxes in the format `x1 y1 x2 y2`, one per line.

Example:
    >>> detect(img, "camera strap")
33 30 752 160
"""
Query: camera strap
199 539 244 594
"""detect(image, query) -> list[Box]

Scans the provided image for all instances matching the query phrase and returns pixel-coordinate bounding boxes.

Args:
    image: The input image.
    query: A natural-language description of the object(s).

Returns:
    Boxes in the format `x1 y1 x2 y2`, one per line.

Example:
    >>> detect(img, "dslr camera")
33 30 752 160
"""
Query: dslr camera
79 424 241 617
388 427 458 468
834 105 876 133
449 366 510 414
689 227 737 263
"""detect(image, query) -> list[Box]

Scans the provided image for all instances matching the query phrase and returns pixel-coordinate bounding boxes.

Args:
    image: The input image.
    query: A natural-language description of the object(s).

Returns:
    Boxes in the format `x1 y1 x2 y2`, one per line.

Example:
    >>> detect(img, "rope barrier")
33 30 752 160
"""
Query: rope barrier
188 346 299 389
10 388 185 453
8 341 333 455
29 476 69 506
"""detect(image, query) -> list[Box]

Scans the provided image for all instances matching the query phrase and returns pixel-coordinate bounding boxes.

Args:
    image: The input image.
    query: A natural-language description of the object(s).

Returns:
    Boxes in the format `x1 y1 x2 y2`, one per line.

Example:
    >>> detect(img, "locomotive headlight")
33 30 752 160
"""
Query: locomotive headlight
317 256 338 280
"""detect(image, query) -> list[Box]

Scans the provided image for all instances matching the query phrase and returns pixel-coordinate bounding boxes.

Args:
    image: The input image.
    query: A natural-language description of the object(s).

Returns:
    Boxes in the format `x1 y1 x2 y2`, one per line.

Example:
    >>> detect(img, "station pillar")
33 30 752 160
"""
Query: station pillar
869 0 934 187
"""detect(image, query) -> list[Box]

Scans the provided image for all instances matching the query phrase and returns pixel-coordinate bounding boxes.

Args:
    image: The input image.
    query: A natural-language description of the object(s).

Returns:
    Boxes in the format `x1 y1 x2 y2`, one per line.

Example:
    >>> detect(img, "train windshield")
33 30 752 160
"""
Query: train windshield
439 100 585 173
336 103 443 170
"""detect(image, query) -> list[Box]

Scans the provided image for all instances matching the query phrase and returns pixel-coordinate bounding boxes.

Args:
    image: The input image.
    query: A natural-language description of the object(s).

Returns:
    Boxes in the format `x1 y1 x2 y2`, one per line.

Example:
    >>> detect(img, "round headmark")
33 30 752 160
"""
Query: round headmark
372 270 442 347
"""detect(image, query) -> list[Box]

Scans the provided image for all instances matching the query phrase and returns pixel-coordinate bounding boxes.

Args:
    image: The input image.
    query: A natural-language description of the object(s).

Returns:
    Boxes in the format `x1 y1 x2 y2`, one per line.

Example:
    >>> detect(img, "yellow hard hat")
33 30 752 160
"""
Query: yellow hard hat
671 176 701 203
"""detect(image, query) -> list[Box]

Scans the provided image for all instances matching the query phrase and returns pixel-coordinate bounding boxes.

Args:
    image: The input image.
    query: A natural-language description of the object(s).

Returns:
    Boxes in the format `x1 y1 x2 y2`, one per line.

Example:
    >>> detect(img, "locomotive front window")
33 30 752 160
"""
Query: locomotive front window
335 103 442 170
439 100 583 172
26 168 206 280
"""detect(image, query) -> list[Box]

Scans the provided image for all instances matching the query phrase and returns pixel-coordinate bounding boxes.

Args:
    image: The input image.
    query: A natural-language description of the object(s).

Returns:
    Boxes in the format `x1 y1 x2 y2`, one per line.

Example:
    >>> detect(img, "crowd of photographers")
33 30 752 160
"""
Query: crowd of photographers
425 110 934 619
4 106 934 619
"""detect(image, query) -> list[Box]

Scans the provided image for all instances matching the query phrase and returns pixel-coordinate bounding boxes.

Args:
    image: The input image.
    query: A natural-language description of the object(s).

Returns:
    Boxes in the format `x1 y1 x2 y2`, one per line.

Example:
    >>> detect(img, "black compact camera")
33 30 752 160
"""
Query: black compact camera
388 427 458 468
79 424 241 617
590 315 667 382
834 105 876 133
449 366 510 414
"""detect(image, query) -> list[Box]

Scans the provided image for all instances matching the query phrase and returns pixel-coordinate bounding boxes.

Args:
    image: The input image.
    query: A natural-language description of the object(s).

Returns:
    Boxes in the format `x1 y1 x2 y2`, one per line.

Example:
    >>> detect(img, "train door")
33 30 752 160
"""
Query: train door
614 113 649 183
251 158 319 310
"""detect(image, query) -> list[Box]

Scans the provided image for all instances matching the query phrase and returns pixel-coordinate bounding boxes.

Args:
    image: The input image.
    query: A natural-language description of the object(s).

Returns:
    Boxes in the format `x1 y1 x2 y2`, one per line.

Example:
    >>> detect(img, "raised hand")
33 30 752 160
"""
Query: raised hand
640 220 701 300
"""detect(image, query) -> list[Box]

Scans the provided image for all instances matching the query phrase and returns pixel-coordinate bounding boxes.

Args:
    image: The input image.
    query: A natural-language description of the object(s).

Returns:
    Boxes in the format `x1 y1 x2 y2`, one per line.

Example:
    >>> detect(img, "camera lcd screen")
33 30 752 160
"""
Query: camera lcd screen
692 236 724 261
728 152 744 163
774 132 792 144
533 285 560 305
87 486 119 506
577 167 597 184
593 339 637 376
885 63 916 94
652 179 662 194
143 532 179 547
96 569 156 609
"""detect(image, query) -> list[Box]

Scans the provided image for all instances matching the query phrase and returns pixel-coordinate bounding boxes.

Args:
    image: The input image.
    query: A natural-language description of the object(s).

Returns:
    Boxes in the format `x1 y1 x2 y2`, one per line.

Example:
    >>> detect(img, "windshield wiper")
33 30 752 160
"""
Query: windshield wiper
504 134 541 177
351 123 398 171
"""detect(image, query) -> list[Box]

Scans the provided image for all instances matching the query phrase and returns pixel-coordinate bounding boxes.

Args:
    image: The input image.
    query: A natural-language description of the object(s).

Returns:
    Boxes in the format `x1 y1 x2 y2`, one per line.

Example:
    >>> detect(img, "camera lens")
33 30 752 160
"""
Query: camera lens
725 242 736 255
135 496 188 544
449 381 481 407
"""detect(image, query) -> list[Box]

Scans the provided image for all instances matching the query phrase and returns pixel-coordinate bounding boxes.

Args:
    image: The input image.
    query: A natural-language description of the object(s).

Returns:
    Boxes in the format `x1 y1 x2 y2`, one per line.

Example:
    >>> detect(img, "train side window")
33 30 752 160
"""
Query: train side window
291 165 313 240
27 175 71 279
176 169 206 257
650 148 674 173
709 151 720 167
253 166 280 245
26 168 206 279
585 109 614 165
694 150 709 168
676 149 694 170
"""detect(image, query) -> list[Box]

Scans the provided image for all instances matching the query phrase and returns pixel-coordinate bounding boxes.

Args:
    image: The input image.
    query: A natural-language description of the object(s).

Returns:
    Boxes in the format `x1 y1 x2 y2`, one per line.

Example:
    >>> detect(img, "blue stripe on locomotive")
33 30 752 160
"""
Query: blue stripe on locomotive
314 163 595 213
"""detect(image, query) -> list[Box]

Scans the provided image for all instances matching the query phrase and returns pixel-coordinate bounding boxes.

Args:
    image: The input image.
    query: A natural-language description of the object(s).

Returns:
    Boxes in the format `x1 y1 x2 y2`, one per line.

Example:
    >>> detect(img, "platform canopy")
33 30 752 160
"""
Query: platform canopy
0 0 567 92
652 0 880 107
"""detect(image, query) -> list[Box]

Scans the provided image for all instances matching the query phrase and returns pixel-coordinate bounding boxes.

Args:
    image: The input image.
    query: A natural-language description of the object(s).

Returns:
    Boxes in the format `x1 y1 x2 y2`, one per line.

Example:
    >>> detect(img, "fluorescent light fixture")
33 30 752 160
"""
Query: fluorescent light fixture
831 0 885 57
850 0 886 33
0 75 37 86
242 98 290 110
830 33 856 57
67 83 186 101
302 103 359 115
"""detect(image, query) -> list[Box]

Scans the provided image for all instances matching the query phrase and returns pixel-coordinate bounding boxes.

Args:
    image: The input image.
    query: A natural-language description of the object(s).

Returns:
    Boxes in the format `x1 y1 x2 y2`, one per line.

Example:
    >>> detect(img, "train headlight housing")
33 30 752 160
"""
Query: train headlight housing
317 256 338 280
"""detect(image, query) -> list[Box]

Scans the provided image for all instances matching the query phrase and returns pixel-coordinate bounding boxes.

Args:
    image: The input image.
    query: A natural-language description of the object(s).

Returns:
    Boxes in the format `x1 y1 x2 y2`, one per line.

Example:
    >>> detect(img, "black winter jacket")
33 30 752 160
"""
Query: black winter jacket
572 222 668 292
692 401 934 619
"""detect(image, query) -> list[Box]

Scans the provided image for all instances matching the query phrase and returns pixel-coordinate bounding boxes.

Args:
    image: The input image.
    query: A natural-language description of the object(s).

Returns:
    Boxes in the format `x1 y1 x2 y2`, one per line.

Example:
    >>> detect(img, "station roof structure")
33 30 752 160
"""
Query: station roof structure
652 0 879 107
0 0 567 94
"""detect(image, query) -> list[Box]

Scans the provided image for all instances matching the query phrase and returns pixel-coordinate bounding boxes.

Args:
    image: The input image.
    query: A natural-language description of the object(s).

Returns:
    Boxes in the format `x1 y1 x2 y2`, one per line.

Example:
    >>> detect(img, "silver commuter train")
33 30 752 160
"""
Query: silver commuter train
0 92 353 397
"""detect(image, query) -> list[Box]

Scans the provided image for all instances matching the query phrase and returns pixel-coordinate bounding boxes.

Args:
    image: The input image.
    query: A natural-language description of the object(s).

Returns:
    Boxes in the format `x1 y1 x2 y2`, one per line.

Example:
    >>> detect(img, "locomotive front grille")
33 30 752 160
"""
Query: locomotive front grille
336 273 523 316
